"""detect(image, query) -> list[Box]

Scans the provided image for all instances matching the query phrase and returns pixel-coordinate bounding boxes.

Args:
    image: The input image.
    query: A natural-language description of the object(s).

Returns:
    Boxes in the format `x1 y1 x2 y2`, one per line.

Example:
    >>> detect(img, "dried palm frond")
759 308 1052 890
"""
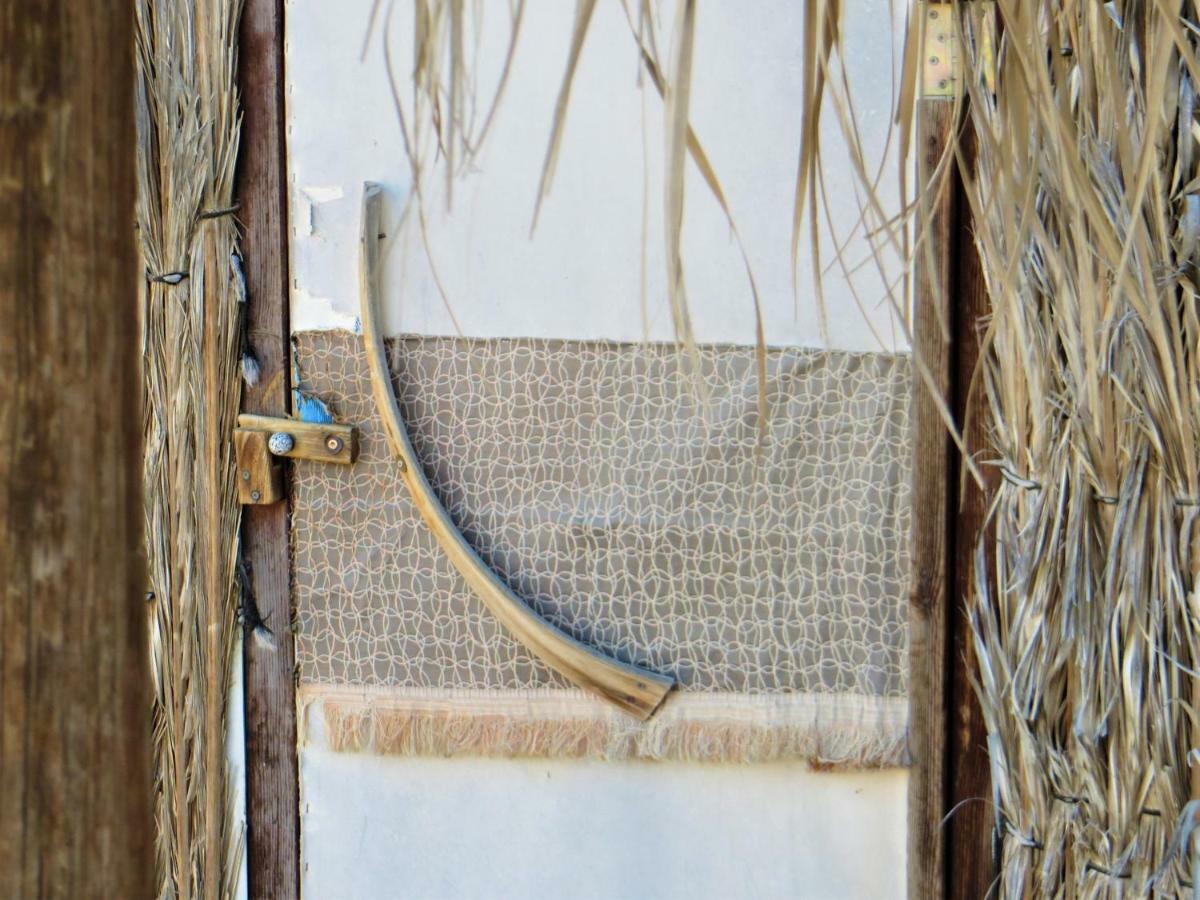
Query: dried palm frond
943 0 1200 893
532 0 597 233
662 0 699 370
794 0 1200 890
374 0 530 332
136 0 246 896
370 0 839 425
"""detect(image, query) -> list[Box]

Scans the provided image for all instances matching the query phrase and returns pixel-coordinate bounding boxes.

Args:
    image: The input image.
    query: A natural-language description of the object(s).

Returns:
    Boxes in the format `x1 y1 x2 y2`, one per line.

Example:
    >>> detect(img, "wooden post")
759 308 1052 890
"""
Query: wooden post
908 44 998 900
907 98 956 900
945 118 998 900
239 1 302 897
0 2 152 898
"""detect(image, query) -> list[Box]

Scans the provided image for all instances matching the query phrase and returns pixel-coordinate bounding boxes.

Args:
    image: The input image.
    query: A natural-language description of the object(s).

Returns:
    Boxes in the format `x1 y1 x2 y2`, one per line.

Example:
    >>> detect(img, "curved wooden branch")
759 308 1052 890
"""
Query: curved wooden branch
357 182 674 720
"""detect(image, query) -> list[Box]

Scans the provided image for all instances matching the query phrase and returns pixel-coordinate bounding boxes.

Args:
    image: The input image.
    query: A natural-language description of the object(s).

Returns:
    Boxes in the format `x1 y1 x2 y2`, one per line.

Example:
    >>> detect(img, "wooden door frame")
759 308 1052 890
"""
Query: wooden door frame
238 2 301 898
907 94 995 900
230 8 994 900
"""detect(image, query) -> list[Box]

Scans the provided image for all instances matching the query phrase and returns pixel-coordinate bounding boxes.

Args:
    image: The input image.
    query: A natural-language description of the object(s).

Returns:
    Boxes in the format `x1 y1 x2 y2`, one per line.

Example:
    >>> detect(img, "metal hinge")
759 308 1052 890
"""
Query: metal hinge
921 3 996 100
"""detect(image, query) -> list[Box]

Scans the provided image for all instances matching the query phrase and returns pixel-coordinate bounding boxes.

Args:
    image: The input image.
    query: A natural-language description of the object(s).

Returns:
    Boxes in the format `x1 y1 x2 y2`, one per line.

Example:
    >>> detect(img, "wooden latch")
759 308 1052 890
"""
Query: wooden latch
234 413 358 505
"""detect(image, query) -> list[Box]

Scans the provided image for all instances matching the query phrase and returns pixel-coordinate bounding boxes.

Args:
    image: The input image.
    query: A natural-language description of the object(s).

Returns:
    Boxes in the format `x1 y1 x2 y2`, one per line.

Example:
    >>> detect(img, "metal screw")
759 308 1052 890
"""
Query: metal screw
241 469 251 481
250 489 262 502
325 435 343 454
268 431 295 455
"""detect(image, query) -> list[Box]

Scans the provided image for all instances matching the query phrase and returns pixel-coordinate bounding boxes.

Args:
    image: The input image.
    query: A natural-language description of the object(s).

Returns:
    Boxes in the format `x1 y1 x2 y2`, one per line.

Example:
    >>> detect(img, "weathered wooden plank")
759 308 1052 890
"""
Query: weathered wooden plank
0 1 152 897
238 414 358 466
238 1 300 897
234 430 286 506
946 118 998 900
907 99 956 900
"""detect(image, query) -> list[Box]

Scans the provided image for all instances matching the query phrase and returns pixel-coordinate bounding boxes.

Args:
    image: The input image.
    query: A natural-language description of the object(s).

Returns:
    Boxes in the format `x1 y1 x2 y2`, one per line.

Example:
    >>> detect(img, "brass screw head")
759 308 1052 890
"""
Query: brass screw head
325 435 343 454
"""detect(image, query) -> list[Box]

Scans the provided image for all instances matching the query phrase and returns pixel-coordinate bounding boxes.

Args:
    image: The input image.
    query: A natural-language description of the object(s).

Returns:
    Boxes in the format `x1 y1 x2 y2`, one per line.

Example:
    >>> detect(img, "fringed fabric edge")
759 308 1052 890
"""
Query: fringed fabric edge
299 685 908 769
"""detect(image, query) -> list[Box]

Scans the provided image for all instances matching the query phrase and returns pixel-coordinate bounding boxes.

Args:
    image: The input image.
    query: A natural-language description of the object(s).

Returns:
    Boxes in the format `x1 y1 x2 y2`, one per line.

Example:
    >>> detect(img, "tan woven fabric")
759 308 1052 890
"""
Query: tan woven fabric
292 331 910 765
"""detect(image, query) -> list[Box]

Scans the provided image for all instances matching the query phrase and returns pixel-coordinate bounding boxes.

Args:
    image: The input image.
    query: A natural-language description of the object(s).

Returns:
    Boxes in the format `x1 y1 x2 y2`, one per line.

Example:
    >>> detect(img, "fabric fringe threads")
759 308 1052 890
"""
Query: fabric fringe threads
302 687 908 769
135 0 246 897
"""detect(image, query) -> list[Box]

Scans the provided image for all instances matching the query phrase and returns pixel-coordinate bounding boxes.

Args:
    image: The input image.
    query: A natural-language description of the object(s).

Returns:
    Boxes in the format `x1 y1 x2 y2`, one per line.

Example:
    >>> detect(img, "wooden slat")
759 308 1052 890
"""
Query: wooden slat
0 0 152 896
238 1 300 897
234 430 286 505
238 414 358 465
946 118 998 900
907 99 956 900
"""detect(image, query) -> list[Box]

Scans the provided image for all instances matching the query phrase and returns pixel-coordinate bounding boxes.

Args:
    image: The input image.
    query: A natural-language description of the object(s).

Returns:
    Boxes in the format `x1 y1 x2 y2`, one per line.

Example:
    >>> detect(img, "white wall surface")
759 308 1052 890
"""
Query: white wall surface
286 0 909 351
286 4 910 898
228 637 249 900
300 746 907 900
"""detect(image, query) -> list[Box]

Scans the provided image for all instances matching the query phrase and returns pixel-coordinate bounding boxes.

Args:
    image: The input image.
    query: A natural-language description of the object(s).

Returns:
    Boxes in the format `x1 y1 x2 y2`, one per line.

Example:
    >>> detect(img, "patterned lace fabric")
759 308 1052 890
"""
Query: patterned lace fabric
292 331 910 703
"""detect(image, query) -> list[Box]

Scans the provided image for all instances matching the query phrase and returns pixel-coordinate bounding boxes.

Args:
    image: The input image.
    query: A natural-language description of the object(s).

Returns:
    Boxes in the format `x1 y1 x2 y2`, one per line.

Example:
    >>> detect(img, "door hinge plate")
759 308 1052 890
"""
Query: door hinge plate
921 3 995 99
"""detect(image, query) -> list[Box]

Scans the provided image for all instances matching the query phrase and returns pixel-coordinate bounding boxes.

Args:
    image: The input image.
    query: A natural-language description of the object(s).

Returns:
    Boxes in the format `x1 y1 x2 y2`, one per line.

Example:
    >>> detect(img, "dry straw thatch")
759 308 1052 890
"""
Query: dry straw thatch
135 0 246 896
947 0 1200 894
718 0 1200 888
363 0 919 423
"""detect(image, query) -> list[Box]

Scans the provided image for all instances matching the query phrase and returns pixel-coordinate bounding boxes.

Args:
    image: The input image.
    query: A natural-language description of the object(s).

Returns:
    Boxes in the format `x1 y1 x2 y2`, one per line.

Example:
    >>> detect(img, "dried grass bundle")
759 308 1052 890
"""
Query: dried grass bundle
795 0 1200 889
371 0 529 331
368 0 820 417
135 0 246 896
951 1 1200 893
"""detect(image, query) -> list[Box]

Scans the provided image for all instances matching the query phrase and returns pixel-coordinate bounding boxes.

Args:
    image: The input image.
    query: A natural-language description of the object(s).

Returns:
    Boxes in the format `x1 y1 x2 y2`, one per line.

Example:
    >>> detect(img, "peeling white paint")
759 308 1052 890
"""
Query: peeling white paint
300 185 345 205
290 284 359 334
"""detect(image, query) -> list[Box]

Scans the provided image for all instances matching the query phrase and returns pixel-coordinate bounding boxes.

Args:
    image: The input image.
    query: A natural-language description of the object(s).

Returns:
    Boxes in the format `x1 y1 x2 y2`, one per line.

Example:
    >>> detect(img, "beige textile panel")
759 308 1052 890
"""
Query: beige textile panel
292 331 911 765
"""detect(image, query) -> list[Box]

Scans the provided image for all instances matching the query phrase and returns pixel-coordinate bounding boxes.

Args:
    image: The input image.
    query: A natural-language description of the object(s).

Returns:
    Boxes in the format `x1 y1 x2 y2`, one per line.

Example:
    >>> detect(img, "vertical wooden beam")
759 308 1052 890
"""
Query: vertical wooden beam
0 1 152 897
907 99 956 900
239 2 300 898
945 118 998 900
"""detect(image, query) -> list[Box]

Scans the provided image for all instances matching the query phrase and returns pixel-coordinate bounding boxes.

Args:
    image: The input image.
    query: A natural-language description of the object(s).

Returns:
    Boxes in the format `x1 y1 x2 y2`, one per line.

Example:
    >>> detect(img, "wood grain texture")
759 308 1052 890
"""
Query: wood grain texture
0 1 152 897
946 118 998 900
238 414 358 465
234 430 285 505
237 0 300 897
907 99 955 900
358 183 675 720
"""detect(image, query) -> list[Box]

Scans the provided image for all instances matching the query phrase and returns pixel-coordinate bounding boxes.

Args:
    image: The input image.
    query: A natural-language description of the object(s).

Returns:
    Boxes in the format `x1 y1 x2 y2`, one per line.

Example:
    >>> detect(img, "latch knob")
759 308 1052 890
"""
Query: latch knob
268 432 295 455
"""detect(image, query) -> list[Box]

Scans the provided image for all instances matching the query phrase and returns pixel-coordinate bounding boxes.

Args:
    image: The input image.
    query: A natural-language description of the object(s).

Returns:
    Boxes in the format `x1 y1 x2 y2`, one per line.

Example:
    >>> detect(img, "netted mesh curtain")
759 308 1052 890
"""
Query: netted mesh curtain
288 0 911 767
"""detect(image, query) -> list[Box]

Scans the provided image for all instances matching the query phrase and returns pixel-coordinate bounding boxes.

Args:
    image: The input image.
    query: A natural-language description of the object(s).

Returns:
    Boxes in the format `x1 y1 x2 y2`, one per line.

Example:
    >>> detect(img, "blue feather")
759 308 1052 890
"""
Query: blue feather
293 389 334 424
